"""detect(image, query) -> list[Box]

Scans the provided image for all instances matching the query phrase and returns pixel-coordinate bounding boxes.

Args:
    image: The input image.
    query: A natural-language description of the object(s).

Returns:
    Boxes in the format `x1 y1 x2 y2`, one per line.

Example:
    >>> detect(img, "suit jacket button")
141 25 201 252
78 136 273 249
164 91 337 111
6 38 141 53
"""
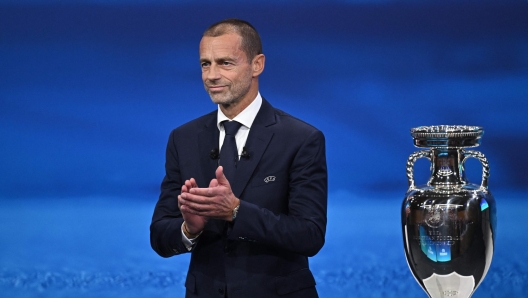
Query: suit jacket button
218 288 224 295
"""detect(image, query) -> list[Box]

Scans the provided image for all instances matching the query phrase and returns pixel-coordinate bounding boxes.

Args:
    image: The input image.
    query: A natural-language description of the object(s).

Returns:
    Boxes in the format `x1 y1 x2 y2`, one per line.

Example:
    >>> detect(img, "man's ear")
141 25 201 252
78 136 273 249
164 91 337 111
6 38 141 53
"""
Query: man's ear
252 54 265 77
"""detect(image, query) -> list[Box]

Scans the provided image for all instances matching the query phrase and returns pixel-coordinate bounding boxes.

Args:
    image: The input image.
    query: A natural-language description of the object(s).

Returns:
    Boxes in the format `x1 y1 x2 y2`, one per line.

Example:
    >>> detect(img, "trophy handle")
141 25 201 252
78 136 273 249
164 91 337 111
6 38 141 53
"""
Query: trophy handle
406 150 431 190
462 150 490 189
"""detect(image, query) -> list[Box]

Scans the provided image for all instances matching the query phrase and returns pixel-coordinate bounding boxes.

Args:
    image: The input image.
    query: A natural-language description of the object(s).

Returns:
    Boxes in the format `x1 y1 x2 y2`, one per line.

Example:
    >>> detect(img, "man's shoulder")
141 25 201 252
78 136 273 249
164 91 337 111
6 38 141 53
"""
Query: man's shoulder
272 107 322 135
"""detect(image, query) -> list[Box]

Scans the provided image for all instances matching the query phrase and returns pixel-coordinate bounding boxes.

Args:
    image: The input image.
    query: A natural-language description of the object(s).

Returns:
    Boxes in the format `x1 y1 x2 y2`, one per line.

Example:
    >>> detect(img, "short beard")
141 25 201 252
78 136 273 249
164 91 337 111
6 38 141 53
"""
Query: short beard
205 69 253 107
207 87 248 106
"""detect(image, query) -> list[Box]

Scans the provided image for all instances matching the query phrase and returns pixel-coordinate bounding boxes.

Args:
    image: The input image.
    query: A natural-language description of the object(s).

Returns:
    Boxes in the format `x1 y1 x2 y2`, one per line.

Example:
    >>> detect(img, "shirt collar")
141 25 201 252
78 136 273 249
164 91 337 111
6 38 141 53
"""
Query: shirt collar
217 92 262 130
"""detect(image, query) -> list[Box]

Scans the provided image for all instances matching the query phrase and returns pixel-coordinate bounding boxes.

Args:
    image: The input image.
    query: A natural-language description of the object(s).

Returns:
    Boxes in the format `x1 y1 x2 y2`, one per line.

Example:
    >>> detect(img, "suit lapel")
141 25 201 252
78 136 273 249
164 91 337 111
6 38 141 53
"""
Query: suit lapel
232 99 276 198
197 112 220 186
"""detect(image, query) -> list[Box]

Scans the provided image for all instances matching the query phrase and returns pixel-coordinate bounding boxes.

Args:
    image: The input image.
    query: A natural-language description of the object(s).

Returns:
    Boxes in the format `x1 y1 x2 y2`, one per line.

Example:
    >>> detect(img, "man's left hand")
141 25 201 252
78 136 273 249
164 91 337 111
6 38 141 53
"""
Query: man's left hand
179 166 240 222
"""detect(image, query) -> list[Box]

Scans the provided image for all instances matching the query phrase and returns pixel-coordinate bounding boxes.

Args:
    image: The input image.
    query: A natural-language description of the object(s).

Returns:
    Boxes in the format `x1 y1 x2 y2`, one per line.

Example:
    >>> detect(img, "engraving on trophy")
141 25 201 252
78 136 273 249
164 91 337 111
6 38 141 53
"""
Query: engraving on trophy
443 290 459 296
422 203 463 228
425 207 443 227
414 233 459 246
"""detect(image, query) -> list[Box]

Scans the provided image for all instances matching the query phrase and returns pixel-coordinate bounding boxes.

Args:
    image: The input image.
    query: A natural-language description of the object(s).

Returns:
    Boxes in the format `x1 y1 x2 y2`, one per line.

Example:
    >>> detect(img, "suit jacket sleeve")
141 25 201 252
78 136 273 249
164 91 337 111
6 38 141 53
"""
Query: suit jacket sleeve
150 129 187 257
228 129 327 257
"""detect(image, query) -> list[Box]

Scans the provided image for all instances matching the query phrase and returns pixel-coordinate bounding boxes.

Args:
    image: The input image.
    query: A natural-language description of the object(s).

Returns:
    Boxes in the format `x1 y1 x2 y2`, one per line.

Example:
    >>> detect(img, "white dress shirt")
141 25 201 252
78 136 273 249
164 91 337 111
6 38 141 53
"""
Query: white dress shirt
182 93 263 250
216 93 262 158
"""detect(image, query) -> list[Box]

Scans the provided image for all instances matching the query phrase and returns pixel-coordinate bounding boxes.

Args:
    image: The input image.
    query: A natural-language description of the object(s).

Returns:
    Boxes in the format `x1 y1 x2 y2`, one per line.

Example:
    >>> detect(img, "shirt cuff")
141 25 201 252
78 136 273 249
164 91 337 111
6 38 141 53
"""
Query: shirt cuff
181 222 198 251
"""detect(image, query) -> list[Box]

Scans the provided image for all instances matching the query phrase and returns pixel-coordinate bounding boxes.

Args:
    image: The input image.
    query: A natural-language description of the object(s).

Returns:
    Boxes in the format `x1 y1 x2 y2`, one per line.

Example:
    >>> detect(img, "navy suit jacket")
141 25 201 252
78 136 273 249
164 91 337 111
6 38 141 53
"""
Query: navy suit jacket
150 98 327 298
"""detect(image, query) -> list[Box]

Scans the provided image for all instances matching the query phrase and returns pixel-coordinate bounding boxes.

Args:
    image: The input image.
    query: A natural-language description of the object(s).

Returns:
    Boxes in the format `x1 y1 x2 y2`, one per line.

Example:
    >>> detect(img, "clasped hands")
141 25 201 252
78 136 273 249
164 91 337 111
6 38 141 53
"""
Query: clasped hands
178 166 240 236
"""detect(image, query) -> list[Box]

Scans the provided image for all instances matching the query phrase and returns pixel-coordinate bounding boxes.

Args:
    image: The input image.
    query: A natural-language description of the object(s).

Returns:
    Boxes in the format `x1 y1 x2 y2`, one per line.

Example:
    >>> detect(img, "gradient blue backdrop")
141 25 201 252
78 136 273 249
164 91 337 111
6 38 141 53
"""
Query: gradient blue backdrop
1 1 527 297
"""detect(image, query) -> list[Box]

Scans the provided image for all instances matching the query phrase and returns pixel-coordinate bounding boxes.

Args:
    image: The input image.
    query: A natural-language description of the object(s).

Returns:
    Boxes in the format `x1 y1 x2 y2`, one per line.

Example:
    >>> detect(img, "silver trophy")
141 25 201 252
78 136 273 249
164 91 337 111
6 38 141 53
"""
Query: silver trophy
402 125 496 298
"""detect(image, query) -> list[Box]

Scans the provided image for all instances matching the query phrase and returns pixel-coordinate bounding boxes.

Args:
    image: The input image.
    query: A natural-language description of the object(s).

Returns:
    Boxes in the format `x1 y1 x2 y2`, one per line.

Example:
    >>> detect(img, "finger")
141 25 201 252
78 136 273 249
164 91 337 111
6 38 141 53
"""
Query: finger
209 178 219 188
189 187 218 197
179 196 202 214
184 179 193 190
190 178 198 188
180 199 212 213
215 166 230 187
182 179 194 193
178 195 186 209
182 191 215 204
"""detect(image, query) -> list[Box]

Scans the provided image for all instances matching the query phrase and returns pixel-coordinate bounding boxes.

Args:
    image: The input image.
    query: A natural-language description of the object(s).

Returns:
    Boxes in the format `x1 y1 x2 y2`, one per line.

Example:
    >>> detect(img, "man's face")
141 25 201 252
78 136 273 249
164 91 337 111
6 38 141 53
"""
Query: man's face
199 33 254 105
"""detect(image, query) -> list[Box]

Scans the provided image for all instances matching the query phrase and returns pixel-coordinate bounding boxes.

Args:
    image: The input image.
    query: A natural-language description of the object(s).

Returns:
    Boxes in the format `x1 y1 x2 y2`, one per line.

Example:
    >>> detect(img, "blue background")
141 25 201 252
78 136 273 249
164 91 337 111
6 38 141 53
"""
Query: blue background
1 0 527 297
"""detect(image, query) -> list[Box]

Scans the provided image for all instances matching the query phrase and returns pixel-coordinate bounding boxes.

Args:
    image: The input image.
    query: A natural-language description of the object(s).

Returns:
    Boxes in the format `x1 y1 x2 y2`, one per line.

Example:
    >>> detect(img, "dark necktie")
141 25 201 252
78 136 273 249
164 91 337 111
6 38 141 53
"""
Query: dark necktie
220 121 242 182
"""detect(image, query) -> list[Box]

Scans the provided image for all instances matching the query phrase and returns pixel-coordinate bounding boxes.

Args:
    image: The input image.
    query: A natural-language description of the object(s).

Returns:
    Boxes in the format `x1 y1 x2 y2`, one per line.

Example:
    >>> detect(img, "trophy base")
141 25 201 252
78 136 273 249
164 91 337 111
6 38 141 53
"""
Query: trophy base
423 272 475 298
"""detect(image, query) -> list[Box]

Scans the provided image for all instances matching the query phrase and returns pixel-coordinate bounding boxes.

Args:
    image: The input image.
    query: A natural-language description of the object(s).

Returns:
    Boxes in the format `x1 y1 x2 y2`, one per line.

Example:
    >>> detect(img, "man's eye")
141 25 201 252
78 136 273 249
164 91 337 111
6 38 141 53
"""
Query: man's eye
222 61 231 66
201 62 210 68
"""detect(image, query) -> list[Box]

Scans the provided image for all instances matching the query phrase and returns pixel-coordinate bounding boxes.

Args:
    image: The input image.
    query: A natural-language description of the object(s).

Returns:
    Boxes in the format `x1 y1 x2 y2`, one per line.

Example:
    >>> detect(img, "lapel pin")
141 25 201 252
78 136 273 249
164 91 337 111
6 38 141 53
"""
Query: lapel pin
264 176 276 183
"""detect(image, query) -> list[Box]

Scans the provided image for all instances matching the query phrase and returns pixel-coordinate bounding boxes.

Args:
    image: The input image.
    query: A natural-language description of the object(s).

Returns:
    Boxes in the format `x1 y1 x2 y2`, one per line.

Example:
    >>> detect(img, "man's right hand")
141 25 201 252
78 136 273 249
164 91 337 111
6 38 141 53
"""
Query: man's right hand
179 178 207 235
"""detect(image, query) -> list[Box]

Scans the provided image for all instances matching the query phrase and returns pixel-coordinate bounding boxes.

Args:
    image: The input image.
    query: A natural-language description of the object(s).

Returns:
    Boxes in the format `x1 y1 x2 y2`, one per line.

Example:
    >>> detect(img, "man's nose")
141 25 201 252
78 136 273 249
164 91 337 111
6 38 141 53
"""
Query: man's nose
206 64 221 81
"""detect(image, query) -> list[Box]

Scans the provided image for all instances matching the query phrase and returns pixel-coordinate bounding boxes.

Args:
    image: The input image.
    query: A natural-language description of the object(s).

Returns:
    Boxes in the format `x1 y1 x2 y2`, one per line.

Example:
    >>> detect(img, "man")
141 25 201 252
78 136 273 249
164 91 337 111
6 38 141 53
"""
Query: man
150 19 327 298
